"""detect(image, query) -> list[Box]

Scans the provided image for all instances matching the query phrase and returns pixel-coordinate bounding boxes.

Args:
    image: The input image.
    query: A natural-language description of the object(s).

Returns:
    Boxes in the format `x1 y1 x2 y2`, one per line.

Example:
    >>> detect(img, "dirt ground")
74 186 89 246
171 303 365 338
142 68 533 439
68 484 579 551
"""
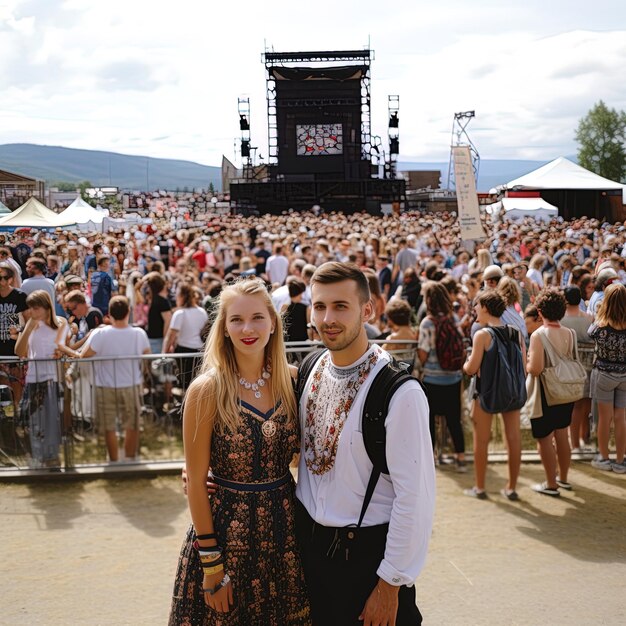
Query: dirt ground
1 462 625 626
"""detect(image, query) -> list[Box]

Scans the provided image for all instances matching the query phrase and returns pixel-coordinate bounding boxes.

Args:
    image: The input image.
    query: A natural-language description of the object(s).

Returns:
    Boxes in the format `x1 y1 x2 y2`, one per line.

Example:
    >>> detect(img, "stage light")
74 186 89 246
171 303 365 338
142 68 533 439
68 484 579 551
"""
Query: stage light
241 140 251 157
390 137 399 155
239 115 250 131
389 112 399 128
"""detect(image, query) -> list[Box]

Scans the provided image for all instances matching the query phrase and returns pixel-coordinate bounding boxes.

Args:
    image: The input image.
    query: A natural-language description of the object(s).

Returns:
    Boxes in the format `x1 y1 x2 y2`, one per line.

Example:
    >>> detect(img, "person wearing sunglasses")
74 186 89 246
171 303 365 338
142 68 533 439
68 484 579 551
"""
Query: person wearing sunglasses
0 263 29 357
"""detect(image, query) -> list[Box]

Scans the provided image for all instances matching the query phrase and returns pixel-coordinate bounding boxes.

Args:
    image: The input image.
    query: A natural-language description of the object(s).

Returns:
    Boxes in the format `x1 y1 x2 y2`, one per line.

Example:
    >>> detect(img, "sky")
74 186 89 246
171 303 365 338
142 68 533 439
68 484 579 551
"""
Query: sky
1 0 625 167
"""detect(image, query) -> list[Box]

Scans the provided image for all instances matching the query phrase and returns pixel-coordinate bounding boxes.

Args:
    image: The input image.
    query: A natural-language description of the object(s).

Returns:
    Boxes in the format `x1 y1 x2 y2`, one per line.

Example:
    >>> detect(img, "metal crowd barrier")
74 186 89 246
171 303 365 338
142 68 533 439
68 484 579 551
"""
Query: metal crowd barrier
0 342 596 473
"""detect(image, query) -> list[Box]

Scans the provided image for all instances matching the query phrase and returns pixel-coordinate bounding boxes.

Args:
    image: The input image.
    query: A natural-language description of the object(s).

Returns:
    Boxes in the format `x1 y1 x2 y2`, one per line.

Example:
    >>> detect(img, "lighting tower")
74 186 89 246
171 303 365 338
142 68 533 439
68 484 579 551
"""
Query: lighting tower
446 110 480 190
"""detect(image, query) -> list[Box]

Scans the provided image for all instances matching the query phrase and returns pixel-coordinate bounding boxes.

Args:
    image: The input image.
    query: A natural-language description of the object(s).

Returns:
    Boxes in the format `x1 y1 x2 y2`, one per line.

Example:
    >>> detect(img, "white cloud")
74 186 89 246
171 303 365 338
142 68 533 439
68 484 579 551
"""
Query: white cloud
0 0 625 166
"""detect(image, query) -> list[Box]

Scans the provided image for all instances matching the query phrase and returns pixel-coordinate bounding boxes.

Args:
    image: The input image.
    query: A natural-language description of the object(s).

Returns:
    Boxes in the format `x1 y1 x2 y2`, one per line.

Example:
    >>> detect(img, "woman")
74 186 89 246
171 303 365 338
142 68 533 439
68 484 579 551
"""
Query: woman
144 271 172 353
463 291 525 500
395 266 421 311
164 283 209 392
169 277 311 625
13 291 68 468
497 276 528 343
561 286 594 451
418 282 466 471
527 289 576 496
588 283 626 473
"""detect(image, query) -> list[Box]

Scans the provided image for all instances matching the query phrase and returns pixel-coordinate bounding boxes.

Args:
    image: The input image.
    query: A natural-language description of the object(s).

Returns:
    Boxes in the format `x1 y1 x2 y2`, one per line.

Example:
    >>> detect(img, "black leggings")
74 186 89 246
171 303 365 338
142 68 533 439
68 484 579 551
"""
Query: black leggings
423 380 465 454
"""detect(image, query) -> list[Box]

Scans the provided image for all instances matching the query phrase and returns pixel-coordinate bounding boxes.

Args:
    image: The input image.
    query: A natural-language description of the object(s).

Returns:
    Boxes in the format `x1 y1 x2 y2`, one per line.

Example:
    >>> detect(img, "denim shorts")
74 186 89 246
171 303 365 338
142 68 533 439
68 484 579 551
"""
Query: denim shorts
590 369 626 408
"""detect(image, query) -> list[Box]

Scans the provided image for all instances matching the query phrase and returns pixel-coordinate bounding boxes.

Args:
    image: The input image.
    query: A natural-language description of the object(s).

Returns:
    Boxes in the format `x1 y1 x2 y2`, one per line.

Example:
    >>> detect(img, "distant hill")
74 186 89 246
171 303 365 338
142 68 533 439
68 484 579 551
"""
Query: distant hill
0 144 221 191
0 143 569 194
398 158 566 193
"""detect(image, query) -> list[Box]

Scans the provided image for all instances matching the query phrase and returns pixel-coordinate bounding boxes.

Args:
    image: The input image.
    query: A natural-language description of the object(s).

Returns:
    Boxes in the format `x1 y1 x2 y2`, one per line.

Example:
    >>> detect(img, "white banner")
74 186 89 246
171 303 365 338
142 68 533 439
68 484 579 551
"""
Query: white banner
453 146 486 241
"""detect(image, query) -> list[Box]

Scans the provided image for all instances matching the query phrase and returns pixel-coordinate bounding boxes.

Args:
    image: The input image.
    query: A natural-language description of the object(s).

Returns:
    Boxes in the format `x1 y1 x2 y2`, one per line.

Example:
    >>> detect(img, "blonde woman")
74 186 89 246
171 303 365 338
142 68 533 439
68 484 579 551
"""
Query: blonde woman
169 278 310 624
13 290 68 468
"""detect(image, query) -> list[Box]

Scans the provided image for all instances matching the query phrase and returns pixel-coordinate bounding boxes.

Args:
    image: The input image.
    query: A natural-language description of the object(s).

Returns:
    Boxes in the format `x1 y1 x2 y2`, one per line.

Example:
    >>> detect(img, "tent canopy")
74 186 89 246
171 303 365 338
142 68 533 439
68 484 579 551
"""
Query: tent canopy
59 196 106 230
486 197 558 222
0 197 76 229
494 157 624 192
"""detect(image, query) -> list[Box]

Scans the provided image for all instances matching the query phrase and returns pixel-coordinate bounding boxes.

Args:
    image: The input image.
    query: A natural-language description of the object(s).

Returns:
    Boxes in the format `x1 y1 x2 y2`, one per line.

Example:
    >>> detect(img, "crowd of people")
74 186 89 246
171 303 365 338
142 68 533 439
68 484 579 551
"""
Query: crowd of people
0 207 624 476
0 204 625 624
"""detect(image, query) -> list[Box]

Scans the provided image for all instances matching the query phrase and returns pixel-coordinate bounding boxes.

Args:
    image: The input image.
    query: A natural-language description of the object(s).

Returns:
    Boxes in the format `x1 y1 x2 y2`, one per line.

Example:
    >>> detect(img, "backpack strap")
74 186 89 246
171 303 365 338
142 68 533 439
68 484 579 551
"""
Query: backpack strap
357 359 418 528
296 349 325 402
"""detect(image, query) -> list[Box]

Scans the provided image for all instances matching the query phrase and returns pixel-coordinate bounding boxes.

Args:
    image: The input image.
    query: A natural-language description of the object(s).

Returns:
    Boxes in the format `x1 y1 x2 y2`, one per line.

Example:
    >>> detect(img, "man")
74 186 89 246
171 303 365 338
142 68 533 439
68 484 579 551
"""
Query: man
296 262 434 625
266 243 290 286
21 257 56 303
391 237 419 284
69 296 150 462
90 256 116 315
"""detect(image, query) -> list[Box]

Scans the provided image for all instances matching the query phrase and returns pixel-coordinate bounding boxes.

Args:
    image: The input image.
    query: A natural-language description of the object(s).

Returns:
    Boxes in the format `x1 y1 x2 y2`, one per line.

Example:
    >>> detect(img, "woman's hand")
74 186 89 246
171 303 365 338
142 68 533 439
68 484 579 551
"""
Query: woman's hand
203 572 233 612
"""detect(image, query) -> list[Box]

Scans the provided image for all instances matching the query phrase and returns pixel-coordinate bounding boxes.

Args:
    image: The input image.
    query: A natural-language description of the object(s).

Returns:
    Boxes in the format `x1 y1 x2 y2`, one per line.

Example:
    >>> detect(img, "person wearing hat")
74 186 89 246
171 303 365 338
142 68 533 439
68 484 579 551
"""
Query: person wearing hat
482 265 503 290
587 268 619 317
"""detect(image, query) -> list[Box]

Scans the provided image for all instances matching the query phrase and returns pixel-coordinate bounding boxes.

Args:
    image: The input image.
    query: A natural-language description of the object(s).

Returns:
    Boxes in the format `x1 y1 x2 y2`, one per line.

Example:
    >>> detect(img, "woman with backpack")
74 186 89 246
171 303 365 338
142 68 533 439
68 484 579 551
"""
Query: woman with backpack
418 281 466 471
527 289 581 496
463 291 526 500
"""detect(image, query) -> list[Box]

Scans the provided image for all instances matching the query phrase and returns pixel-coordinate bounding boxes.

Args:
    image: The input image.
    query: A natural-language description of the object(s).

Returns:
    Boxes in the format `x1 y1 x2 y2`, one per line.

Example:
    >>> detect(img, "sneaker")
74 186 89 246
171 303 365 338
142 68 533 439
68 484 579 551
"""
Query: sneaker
556 477 572 490
531 482 560 497
612 460 626 474
456 460 468 473
500 488 519 501
463 486 487 500
591 456 613 471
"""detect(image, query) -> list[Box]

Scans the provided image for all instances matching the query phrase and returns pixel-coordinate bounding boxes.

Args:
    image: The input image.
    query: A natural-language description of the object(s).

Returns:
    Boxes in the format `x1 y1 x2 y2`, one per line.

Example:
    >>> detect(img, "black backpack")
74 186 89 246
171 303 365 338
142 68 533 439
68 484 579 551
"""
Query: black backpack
296 349 419 527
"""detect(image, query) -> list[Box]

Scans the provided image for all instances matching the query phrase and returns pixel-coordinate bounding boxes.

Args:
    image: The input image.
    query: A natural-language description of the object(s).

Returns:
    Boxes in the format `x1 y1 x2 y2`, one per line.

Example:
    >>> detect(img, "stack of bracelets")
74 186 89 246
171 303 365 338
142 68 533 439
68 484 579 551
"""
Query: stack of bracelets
194 533 231 595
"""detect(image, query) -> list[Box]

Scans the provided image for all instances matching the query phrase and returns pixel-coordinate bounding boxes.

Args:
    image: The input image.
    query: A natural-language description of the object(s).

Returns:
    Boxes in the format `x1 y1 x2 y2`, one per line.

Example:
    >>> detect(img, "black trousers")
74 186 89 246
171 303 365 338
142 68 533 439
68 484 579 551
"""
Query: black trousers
295 499 422 626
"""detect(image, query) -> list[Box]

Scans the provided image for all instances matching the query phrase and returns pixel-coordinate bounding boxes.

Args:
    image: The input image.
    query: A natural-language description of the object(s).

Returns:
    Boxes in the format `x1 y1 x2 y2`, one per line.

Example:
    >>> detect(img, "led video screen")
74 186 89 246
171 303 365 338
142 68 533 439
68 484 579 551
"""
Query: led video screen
296 124 343 156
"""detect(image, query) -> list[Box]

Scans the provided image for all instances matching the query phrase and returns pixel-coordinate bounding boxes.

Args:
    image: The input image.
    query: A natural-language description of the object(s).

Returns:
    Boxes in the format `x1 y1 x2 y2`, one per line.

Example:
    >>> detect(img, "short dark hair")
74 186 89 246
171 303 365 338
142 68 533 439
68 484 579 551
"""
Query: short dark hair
65 290 87 305
475 291 506 318
310 262 371 304
108 295 130 320
535 288 566 322
97 255 110 267
288 278 306 298
563 286 582 306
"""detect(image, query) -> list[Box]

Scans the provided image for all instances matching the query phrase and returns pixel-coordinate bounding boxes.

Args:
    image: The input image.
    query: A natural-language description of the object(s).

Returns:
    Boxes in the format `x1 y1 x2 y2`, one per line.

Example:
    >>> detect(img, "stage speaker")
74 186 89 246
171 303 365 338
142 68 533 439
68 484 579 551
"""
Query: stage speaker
241 140 251 157
389 137 399 155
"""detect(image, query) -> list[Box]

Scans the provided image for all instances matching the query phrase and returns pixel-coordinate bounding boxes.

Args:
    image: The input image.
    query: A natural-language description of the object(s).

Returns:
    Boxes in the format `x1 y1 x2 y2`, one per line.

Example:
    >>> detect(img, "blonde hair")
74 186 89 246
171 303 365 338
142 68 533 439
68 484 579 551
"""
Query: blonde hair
595 283 626 331
193 277 296 433
26 290 59 330
496 276 522 307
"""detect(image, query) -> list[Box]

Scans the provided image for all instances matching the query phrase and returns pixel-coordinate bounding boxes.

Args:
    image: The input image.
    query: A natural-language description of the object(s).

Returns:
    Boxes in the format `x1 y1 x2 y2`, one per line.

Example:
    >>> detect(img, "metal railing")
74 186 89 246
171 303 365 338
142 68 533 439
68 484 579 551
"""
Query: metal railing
0 341 597 473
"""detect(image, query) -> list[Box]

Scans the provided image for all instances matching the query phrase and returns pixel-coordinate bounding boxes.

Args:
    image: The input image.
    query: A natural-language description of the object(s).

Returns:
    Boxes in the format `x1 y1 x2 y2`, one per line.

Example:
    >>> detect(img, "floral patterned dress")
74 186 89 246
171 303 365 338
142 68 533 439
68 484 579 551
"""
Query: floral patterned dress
169 399 311 626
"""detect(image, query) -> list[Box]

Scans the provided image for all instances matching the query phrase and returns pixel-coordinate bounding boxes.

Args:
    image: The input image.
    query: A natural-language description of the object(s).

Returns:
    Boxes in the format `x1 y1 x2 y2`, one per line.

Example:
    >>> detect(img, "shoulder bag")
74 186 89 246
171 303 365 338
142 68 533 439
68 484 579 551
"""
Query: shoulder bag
538 328 586 406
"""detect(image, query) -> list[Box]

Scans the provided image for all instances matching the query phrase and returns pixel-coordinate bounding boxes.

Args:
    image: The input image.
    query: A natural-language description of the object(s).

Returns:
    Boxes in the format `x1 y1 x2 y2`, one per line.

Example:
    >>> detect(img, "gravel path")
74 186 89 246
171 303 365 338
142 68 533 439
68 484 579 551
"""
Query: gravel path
1 462 624 625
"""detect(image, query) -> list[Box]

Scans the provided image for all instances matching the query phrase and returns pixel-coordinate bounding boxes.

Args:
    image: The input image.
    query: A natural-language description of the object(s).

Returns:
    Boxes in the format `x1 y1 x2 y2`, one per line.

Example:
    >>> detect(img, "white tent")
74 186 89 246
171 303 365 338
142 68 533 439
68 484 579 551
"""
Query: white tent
59 196 106 232
0 197 76 230
491 157 625 193
487 197 559 222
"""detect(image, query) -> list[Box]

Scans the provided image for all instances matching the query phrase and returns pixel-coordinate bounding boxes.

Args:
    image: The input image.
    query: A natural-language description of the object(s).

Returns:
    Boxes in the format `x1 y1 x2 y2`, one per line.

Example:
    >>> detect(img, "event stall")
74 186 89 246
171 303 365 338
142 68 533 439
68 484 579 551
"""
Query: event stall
486 196 558 222
490 157 625 221
59 196 106 232
0 197 76 230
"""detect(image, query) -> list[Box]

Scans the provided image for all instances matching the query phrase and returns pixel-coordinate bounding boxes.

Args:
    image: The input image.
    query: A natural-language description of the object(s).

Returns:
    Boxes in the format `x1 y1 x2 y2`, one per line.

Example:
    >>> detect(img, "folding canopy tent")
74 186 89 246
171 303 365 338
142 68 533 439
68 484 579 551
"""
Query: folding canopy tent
486 197 559 222
59 196 106 232
0 197 76 230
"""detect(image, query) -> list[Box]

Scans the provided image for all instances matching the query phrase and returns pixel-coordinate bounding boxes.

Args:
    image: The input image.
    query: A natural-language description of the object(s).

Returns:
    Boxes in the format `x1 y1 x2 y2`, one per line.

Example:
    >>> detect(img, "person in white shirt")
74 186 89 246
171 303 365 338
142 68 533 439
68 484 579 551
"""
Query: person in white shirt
296 262 434 625
266 243 290 286
163 283 208 390
61 295 150 462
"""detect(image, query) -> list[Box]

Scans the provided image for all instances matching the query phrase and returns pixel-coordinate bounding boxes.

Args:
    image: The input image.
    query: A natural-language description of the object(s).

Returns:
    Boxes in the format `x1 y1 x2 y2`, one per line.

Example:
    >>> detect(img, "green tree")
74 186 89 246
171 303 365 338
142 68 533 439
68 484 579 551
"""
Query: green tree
208 182 215 195
575 100 626 182
77 180 97 207
52 181 78 192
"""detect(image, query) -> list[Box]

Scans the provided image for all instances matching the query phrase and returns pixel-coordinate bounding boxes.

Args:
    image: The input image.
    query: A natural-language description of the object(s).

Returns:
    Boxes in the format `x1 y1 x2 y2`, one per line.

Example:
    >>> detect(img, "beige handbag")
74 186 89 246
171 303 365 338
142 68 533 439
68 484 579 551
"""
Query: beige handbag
524 374 543 420
538 329 586 406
